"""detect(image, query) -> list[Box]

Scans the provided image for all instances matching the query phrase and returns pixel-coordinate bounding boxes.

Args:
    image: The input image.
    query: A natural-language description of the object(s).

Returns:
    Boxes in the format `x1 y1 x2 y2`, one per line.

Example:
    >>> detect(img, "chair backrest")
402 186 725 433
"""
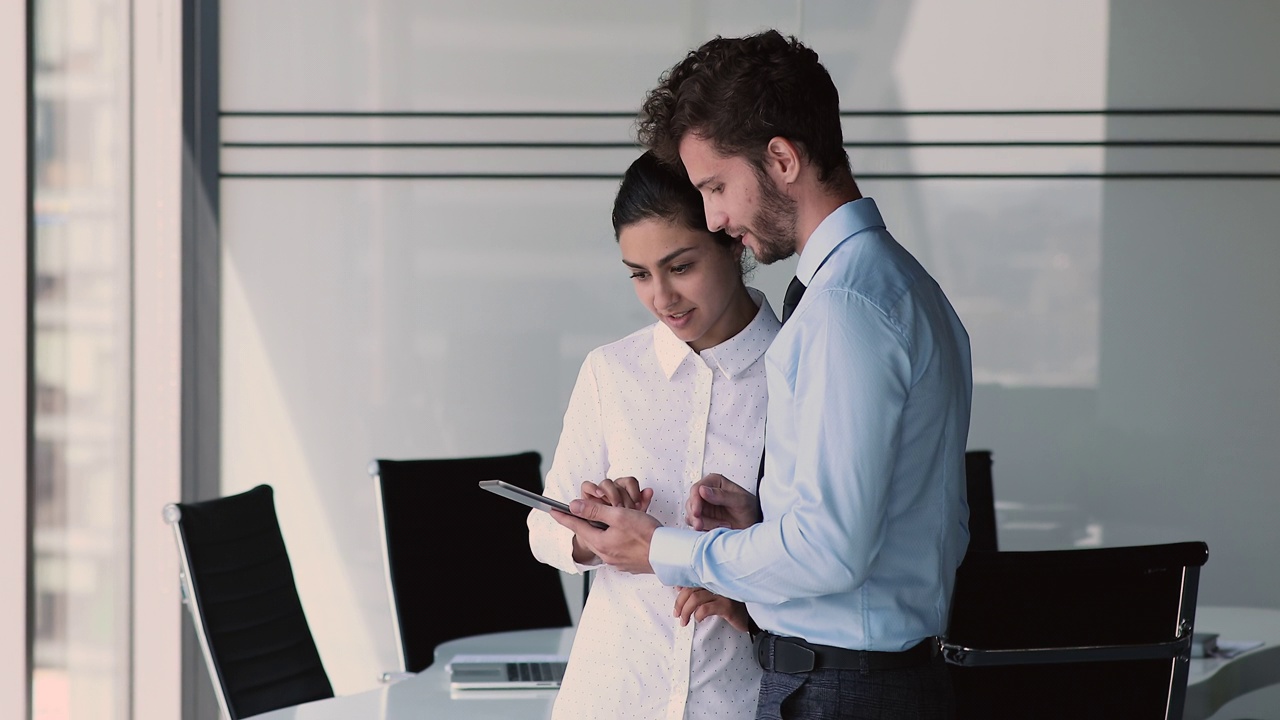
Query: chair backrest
370 450 572 674
964 449 997 554
163 485 333 720
943 541 1209 720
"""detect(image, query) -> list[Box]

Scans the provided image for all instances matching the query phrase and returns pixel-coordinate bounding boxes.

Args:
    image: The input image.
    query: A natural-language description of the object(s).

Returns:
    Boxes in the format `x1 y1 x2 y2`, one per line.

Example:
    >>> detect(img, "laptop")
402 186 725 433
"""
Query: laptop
447 653 569 690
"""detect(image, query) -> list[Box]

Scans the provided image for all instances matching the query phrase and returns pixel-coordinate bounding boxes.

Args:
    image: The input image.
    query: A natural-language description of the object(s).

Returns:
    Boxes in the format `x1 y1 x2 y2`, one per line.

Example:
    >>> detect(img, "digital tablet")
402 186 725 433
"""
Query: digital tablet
478 480 608 529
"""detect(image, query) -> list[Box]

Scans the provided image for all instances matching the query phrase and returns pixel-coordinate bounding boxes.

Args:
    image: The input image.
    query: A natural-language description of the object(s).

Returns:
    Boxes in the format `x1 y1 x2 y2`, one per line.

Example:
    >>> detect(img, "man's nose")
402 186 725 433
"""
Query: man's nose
705 200 728 233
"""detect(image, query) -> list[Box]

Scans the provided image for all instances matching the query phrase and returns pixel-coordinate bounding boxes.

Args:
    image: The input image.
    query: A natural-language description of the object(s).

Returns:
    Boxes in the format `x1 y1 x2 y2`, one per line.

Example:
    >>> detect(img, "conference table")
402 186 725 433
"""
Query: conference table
1184 607 1280 719
256 606 1280 720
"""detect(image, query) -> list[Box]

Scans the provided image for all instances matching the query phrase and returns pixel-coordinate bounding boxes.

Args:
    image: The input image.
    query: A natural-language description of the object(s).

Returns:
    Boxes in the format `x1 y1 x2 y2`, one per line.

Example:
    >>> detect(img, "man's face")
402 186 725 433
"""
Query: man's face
678 134 798 265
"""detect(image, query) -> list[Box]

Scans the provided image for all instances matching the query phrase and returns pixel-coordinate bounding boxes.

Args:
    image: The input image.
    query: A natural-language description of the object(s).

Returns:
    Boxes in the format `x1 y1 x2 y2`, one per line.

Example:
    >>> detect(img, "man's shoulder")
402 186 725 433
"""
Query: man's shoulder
814 230 926 312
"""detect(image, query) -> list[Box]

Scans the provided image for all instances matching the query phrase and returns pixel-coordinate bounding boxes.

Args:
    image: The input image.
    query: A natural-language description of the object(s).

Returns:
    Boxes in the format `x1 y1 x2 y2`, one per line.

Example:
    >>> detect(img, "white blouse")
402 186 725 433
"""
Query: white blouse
528 290 779 720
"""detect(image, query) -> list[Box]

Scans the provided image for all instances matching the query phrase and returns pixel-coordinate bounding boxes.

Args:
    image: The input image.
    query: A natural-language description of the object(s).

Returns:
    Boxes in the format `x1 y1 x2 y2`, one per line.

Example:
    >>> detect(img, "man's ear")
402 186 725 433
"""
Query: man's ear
763 137 802 184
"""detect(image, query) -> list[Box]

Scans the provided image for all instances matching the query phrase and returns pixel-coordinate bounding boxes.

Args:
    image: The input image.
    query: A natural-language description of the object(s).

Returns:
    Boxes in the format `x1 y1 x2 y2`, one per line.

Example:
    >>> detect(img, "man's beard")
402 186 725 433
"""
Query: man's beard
743 164 799 265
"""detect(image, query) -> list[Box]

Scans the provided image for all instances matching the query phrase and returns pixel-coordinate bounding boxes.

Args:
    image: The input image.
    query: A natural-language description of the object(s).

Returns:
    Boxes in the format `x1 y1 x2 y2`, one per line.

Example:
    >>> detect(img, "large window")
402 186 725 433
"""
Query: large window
30 0 133 717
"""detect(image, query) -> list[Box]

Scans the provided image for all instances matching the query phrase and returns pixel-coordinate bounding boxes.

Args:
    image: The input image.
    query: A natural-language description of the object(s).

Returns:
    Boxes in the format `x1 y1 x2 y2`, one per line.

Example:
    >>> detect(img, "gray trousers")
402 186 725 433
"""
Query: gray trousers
754 655 955 720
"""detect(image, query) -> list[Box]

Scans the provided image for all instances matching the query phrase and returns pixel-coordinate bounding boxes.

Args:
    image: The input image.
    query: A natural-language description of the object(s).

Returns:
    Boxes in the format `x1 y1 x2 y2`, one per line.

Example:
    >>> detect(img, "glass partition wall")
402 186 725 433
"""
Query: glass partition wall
217 0 1112 692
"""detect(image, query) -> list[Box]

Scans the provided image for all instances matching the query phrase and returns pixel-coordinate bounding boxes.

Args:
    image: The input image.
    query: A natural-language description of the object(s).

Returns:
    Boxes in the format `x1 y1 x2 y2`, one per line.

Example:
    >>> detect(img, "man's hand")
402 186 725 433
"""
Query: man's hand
674 587 752 633
686 473 761 530
569 477 653 564
552 499 660 575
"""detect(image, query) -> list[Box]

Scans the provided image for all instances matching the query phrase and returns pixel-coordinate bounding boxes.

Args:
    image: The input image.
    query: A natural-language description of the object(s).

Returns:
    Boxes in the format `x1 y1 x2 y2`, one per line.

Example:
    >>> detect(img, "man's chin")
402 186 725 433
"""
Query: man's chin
743 234 795 265
751 245 791 265
743 238 776 265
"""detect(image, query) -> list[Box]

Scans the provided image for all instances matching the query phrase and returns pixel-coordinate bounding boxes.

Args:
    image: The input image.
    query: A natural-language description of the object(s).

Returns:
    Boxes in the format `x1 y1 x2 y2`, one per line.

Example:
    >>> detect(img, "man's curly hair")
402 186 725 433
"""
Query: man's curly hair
636 30 850 187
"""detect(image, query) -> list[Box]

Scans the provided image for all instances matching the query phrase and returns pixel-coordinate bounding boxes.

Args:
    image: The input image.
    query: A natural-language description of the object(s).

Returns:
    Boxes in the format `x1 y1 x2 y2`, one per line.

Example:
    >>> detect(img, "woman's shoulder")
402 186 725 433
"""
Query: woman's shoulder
588 322 659 363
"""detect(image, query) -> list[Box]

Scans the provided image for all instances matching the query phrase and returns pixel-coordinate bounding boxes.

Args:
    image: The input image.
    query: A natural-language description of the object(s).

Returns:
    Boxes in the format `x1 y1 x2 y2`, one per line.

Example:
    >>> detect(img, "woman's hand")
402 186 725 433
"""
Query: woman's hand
570 535 599 565
674 586 751 633
582 476 653 512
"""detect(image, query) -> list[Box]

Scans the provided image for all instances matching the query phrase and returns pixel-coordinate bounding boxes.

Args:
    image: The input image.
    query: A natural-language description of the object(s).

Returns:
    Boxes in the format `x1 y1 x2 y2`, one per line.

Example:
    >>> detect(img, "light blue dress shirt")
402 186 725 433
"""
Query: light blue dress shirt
650 198 973 652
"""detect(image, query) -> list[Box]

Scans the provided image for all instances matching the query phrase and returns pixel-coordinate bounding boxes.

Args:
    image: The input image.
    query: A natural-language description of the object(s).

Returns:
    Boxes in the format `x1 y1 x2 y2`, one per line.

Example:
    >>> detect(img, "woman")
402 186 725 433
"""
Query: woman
527 151 779 719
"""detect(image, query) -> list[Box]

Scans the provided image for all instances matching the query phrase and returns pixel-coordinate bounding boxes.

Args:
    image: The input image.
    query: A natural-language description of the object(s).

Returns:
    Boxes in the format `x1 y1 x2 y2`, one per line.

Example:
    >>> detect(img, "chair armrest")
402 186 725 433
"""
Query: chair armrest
942 636 1192 667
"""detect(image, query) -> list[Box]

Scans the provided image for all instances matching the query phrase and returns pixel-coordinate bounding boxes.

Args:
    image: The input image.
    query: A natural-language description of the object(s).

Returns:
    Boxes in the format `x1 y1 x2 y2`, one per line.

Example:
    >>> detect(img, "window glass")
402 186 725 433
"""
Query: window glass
30 0 132 717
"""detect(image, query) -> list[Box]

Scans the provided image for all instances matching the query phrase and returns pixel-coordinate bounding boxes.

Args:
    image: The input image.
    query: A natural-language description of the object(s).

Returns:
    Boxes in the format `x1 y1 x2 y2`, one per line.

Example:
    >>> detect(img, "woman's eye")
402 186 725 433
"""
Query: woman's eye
629 271 648 280
671 264 691 274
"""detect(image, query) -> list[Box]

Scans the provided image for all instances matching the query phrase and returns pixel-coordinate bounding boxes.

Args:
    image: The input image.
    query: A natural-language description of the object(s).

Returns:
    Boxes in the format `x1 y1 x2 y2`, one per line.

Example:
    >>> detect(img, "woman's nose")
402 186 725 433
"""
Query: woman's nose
653 274 680 309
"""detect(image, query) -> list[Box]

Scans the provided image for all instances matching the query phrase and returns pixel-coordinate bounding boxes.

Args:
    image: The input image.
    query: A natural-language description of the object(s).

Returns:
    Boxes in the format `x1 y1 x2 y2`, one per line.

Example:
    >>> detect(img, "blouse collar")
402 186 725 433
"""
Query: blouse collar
653 287 780 380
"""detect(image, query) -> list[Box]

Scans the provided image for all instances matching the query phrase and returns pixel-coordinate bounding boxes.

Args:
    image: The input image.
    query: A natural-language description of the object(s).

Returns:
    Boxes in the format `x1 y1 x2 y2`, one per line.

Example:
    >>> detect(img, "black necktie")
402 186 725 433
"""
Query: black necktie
782 275 806 324
759 276 807 490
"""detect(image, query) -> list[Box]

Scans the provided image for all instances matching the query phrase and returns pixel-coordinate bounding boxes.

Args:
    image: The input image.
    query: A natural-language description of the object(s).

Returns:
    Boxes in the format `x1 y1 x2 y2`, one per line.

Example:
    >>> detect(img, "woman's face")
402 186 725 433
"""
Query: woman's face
618 218 752 352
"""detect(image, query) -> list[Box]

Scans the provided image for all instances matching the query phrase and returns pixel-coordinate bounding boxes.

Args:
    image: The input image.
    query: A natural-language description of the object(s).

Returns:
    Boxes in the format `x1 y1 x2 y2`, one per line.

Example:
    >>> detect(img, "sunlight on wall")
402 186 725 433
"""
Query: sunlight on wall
222 258 390 694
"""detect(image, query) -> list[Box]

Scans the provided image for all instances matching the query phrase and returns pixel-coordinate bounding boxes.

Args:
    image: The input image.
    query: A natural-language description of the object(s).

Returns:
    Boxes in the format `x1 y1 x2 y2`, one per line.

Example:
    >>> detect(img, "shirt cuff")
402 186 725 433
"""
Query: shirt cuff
649 526 702 587
557 523 601 573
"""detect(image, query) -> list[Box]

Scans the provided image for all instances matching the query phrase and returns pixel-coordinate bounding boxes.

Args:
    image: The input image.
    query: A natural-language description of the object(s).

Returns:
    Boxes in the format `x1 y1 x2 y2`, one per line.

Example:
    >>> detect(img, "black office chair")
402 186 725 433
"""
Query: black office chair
163 485 333 720
369 451 572 678
943 541 1209 720
964 449 997 554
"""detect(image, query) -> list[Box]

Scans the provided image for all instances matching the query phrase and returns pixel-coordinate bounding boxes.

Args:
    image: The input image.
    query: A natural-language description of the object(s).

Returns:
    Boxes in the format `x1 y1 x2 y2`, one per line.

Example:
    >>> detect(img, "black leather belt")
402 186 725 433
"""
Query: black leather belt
753 632 939 673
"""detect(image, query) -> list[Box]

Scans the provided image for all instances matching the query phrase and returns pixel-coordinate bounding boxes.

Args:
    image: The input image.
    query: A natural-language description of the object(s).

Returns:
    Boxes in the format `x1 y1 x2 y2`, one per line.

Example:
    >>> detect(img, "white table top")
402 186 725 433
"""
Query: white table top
255 627 574 720
254 605 1280 720
1184 606 1280 720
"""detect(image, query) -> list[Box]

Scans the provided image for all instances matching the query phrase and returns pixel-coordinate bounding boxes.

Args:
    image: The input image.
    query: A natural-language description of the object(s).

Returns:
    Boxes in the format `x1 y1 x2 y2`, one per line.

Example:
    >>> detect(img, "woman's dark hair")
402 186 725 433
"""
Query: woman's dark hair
611 152 755 276
637 29 851 188
611 151 732 245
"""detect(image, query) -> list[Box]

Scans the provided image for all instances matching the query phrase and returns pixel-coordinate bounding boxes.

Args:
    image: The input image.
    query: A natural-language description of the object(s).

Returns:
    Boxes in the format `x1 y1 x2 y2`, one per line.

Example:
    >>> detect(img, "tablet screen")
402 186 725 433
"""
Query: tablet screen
478 480 608 529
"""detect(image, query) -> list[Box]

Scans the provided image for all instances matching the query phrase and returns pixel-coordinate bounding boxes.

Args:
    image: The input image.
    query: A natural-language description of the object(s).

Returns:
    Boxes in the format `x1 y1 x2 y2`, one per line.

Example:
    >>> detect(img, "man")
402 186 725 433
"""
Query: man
553 29 972 719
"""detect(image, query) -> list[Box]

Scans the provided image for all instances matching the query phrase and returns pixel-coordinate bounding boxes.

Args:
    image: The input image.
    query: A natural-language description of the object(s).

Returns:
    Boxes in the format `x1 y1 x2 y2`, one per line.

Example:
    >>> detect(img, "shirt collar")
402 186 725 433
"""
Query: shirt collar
794 197 886 287
653 287 780 380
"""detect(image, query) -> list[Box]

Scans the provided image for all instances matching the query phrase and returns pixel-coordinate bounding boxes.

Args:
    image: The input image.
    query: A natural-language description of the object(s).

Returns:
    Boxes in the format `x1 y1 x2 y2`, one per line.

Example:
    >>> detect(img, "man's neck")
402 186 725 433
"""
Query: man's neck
793 182 862 257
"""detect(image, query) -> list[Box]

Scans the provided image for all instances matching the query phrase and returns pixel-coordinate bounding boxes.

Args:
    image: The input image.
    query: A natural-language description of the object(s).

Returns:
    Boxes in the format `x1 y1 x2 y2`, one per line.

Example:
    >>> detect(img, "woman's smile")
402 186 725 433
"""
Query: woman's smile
665 308 694 330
